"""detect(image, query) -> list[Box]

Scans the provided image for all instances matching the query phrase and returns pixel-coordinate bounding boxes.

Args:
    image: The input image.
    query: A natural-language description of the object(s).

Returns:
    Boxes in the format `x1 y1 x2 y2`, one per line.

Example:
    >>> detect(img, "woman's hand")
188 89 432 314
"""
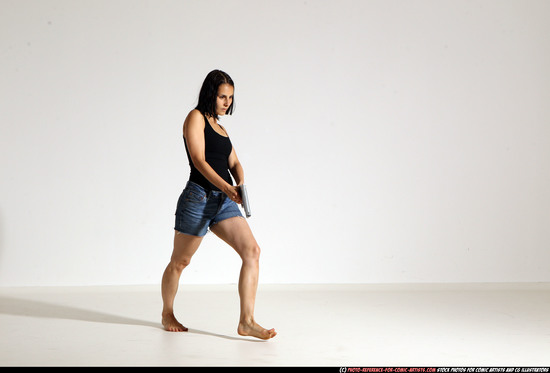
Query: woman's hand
224 185 242 205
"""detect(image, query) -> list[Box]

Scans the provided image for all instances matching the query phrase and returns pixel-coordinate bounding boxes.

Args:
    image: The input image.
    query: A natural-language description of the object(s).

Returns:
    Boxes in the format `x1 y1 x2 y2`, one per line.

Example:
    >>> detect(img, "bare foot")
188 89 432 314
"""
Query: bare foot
238 320 277 340
162 312 188 332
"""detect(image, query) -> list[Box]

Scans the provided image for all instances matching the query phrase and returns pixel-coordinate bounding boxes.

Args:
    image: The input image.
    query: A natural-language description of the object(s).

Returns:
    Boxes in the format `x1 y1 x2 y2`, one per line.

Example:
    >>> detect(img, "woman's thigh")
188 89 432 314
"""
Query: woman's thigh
171 230 204 263
210 217 258 259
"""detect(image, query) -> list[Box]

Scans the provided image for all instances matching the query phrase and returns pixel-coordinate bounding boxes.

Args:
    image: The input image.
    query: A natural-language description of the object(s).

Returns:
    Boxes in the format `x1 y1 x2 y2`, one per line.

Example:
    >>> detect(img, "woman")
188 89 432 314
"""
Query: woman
161 70 276 340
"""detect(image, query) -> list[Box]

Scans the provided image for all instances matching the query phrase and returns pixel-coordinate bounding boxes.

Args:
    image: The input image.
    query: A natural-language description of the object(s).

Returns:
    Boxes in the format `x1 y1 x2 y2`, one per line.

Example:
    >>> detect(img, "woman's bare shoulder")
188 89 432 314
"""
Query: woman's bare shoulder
185 109 204 122
184 109 205 129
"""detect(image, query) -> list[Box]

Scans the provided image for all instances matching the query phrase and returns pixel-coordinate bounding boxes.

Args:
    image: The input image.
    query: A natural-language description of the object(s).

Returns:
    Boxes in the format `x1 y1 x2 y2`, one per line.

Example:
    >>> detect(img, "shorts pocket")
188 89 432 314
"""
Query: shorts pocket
184 188 206 203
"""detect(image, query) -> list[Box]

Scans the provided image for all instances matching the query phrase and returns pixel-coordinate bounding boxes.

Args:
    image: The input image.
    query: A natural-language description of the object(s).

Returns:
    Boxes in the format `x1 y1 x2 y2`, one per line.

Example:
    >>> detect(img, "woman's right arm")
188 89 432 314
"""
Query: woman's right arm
183 110 241 203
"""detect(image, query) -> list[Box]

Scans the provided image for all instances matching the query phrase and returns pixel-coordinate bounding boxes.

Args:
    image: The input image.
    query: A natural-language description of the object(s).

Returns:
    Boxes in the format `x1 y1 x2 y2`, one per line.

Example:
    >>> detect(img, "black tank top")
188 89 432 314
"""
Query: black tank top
184 113 233 191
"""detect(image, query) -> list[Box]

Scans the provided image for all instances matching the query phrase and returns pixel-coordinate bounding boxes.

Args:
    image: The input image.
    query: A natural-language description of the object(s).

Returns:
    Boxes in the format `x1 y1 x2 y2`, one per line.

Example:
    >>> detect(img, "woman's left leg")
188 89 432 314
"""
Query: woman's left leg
210 217 276 340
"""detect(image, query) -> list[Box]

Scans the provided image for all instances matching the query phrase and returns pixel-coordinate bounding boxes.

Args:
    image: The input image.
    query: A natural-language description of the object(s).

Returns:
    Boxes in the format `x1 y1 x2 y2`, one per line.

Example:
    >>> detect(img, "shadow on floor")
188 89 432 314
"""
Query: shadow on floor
0 295 260 342
0 295 160 329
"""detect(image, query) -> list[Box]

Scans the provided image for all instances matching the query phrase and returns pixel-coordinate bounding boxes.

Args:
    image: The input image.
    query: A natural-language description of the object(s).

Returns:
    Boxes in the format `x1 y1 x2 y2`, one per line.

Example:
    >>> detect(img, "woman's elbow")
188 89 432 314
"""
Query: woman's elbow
191 157 208 171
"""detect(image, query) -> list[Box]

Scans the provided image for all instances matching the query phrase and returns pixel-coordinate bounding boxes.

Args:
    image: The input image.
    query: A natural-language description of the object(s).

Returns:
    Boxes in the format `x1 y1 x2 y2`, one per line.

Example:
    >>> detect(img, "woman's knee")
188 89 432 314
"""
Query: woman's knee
241 244 261 263
169 256 192 272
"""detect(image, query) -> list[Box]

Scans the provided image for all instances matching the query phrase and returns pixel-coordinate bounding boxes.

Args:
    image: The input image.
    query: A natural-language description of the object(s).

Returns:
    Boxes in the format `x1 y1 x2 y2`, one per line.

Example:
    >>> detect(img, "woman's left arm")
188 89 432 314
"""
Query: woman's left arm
228 147 244 186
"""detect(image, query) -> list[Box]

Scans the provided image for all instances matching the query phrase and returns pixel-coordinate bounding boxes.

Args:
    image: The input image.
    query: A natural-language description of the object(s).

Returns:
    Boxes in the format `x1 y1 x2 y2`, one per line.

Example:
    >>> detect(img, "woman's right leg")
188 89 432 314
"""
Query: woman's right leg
161 230 203 332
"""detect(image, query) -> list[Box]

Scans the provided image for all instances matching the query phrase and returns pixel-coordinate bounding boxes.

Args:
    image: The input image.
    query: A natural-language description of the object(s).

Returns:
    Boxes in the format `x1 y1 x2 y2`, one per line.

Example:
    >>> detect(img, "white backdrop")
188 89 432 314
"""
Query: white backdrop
1 0 549 286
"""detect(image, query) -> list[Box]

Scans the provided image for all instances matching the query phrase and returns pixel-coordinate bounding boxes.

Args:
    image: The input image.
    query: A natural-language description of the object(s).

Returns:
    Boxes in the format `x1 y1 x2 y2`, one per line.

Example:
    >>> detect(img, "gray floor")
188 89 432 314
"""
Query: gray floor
1 283 549 366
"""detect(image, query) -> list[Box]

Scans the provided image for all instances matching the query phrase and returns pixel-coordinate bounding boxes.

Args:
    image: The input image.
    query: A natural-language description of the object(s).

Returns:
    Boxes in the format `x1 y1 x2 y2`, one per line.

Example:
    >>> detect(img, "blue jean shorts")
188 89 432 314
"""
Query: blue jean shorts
174 181 243 236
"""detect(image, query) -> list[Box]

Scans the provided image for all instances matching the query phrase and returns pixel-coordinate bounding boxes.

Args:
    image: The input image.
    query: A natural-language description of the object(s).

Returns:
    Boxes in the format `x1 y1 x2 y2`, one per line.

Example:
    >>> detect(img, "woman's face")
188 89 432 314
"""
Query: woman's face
216 83 234 117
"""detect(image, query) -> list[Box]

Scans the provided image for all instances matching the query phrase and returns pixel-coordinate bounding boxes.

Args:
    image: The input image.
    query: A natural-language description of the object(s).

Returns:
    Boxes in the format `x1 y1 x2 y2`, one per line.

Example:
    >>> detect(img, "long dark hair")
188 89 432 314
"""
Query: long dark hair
195 70 235 120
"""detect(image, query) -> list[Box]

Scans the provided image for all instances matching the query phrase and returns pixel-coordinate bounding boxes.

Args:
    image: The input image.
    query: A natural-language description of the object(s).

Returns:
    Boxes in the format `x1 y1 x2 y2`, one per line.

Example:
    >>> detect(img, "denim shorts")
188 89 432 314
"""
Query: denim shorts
174 181 243 236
